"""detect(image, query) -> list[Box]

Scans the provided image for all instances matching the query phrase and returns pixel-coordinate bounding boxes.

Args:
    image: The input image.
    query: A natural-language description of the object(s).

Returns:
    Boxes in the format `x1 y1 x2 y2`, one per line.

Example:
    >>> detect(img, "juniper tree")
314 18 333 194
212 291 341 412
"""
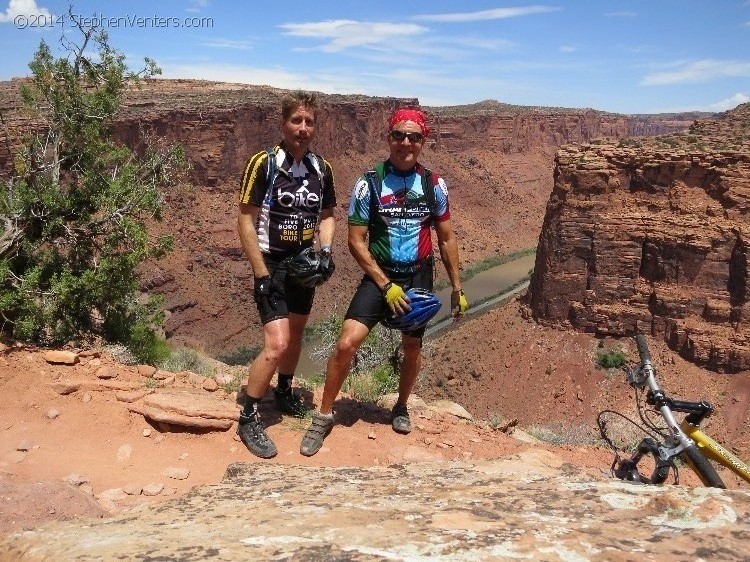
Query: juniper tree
0 22 184 362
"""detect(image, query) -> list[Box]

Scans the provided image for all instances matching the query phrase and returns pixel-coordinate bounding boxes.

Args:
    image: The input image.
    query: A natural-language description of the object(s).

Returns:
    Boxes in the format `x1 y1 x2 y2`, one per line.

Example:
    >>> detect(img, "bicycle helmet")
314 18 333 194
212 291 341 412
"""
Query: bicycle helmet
287 247 325 288
382 288 442 332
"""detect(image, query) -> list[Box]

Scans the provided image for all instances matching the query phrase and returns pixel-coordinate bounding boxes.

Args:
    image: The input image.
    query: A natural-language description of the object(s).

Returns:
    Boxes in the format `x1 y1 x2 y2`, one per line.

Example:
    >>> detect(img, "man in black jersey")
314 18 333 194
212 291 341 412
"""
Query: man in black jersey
236 91 336 458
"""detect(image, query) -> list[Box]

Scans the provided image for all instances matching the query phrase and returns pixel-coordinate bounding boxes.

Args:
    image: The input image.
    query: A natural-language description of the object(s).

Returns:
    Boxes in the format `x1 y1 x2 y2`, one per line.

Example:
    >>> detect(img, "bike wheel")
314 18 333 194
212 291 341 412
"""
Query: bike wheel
682 445 726 488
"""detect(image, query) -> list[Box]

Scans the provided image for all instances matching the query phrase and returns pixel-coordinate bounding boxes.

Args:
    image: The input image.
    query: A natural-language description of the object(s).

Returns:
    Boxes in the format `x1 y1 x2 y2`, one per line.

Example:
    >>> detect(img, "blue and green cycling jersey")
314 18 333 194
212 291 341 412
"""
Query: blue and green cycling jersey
348 161 450 274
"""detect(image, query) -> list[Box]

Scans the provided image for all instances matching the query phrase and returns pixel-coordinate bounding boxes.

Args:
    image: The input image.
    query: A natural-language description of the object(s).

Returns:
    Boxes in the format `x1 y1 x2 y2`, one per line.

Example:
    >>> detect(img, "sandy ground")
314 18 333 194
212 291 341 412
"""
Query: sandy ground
2 299 748 536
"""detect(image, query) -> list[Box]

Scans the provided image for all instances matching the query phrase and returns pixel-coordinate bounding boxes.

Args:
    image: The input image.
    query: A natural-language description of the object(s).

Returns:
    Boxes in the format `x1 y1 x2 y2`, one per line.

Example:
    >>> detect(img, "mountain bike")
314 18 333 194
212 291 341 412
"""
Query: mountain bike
598 334 750 488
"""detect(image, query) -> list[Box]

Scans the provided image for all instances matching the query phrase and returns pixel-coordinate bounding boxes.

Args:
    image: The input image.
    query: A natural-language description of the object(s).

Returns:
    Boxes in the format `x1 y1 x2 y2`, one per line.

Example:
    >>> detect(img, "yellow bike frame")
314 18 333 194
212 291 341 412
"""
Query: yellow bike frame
681 420 750 484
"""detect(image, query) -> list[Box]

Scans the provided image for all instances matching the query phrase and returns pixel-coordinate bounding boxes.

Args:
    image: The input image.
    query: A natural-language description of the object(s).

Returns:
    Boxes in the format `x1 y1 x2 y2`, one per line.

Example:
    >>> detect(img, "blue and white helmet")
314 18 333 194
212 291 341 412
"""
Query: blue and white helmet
382 288 442 332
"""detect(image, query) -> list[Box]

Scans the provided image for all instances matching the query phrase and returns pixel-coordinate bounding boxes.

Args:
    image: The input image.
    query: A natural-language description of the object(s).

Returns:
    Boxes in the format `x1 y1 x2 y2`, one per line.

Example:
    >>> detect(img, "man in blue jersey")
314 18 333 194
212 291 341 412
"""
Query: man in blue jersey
300 108 468 457
237 91 336 458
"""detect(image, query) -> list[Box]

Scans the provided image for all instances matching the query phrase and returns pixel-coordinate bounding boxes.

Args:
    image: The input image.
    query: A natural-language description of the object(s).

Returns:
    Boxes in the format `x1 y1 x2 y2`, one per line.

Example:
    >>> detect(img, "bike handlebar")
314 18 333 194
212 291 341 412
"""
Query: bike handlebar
636 334 652 364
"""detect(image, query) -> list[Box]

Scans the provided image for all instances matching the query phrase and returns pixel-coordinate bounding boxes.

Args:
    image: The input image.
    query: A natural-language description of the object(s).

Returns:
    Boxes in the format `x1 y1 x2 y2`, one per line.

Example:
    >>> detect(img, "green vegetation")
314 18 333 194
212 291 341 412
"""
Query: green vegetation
309 316 400 404
158 347 216 377
297 373 326 392
341 362 399 403
596 348 627 369
0 23 185 362
658 136 680 148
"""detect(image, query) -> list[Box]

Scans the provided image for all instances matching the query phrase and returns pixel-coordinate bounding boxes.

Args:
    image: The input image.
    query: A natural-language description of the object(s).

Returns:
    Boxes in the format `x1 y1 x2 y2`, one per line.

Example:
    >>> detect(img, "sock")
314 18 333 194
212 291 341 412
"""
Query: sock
241 396 261 418
277 373 293 392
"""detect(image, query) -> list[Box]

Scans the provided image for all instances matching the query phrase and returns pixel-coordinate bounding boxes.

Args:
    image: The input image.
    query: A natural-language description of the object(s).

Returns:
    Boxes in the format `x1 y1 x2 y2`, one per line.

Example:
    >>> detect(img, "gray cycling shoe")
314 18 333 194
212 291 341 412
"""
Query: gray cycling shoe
300 412 334 457
237 411 278 459
391 403 411 434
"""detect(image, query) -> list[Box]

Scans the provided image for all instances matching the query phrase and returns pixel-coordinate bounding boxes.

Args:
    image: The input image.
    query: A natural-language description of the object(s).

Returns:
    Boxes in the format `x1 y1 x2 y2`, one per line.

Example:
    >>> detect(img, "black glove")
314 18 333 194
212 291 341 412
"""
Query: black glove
254 275 271 297
253 275 276 309
318 248 335 282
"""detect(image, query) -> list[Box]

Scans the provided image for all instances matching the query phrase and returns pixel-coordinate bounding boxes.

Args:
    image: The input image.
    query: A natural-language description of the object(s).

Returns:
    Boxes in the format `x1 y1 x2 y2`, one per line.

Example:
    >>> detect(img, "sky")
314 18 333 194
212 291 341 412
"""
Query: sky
1 0 749 115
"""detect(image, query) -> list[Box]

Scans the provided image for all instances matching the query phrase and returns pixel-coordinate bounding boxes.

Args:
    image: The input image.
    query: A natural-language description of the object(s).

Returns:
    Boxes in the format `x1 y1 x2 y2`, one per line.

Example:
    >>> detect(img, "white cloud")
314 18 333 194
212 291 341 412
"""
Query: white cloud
160 62 383 96
413 6 560 23
641 59 750 85
279 20 427 52
0 0 52 22
708 93 750 111
201 38 253 50
559 45 577 53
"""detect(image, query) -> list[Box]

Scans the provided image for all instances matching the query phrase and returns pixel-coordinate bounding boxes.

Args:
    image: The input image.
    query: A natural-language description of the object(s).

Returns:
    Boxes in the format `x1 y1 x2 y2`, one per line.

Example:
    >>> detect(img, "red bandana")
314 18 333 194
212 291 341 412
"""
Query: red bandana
388 108 430 137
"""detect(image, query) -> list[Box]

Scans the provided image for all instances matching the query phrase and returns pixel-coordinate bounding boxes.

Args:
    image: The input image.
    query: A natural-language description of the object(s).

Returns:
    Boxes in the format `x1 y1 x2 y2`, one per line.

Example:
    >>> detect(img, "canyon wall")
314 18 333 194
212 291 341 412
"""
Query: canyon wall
529 104 750 372
0 79 710 354
0 79 705 188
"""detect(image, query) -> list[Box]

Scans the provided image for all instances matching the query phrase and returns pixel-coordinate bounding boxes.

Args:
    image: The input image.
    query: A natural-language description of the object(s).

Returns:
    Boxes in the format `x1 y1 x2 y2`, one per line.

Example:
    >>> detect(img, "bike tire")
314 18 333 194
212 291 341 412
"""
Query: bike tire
682 445 726 488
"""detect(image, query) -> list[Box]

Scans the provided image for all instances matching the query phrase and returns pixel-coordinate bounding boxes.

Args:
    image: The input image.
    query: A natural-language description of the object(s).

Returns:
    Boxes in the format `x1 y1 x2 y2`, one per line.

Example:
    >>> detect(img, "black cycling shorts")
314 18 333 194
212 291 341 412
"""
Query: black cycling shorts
344 261 433 339
254 253 315 325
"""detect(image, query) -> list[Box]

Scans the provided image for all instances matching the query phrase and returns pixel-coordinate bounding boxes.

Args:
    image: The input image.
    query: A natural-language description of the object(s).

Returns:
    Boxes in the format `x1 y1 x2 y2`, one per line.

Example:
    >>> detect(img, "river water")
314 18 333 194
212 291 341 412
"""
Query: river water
296 252 536 377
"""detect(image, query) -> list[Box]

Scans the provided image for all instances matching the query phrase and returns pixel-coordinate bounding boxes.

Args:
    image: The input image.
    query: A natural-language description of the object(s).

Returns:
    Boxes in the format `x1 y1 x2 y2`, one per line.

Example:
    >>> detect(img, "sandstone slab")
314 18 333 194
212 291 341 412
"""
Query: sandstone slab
43 351 78 365
142 390 238 421
2 454 748 560
127 403 233 430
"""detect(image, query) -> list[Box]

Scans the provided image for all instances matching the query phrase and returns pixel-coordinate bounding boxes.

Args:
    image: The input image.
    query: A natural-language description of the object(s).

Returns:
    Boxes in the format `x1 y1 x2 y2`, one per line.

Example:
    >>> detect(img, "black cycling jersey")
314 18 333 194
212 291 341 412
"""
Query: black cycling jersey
239 143 336 255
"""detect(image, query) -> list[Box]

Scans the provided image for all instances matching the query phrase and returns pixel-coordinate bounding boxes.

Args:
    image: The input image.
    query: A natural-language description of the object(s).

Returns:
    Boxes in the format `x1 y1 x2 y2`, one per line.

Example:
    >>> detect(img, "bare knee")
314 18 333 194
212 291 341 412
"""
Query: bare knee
261 335 290 364
333 323 369 361
334 335 361 361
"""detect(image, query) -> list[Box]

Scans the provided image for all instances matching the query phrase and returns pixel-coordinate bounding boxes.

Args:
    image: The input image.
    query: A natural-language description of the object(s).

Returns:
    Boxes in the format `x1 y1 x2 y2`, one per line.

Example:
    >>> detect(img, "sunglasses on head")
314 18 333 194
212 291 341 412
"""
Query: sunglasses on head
389 130 424 143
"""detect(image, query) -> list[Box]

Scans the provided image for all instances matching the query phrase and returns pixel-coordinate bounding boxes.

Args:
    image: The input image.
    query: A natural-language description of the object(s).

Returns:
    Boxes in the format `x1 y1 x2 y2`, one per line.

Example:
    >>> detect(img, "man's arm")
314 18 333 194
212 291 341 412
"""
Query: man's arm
435 218 462 292
318 207 335 249
348 224 388 289
348 223 410 315
435 218 467 318
238 202 269 278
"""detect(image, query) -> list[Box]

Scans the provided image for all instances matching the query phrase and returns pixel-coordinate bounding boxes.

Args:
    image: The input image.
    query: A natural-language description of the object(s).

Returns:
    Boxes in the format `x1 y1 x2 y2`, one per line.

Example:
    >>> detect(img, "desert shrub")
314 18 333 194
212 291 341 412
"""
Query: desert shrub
159 347 216 377
596 349 627 369
309 315 401 403
342 363 399 403
488 413 505 430
297 373 326 392
0 20 185 362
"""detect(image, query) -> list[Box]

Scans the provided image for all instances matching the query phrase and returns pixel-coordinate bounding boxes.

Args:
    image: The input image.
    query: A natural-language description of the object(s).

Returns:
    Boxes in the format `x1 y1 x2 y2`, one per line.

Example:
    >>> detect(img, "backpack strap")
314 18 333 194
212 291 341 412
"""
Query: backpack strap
421 167 437 223
366 162 437 225
262 146 277 207
365 161 387 224
309 154 327 214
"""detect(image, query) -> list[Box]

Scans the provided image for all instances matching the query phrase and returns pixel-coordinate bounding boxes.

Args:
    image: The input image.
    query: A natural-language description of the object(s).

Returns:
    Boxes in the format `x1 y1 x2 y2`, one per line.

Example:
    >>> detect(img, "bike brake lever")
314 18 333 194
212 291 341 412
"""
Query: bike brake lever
626 365 648 388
